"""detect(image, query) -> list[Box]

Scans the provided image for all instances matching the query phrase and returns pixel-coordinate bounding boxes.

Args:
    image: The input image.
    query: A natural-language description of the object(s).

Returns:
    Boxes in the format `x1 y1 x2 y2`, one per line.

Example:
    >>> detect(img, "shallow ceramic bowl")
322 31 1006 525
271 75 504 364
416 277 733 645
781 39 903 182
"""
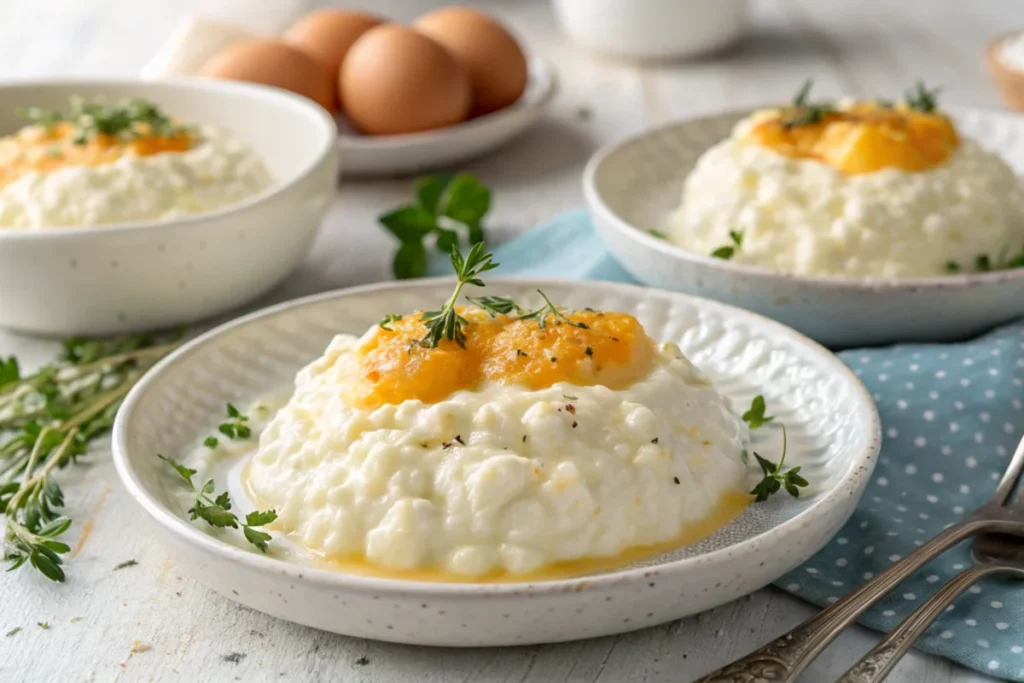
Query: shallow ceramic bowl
0 79 339 336
112 278 879 646
335 56 557 178
584 107 1024 348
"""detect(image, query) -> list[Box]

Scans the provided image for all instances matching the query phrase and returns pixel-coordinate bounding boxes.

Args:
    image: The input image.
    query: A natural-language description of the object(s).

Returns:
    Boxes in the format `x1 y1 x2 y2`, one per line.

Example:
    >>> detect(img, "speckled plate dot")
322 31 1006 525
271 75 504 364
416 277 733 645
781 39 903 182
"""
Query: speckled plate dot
112 278 880 646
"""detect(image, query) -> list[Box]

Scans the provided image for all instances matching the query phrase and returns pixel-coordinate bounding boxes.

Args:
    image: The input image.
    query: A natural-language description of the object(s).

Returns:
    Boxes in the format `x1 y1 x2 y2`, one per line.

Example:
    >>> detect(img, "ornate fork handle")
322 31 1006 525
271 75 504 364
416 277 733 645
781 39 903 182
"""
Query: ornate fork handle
695 519 992 683
836 564 1024 683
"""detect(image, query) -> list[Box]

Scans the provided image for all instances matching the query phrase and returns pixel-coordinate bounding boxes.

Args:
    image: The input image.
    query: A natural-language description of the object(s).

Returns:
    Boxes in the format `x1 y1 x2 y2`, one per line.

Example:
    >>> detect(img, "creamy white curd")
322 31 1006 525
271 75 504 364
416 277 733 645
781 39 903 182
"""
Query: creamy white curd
666 114 1024 278
244 332 751 578
0 124 273 229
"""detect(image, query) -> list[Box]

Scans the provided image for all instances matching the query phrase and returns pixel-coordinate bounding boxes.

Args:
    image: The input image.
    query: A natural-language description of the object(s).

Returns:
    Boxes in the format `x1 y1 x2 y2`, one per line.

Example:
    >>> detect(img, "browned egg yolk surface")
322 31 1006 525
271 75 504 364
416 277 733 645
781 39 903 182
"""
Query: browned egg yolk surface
743 102 960 174
349 308 656 409
0 122 192 188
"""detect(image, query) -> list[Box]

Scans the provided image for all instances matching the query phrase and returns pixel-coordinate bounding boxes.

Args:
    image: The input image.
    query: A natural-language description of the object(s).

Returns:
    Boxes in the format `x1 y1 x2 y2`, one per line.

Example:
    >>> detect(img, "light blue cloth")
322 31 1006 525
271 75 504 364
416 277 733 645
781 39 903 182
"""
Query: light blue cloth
478 209 1024 681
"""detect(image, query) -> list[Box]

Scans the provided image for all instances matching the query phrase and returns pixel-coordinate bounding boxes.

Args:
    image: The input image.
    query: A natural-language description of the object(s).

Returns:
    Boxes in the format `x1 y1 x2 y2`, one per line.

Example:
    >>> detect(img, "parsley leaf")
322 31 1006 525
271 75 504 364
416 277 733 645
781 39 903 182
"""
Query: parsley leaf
380 174 492 279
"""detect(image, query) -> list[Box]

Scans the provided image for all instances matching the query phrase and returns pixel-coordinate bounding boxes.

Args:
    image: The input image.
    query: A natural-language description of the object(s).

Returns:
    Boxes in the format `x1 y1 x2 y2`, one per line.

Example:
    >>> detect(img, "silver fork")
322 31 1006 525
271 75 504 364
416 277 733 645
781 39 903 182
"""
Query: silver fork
835 532 1024 682
696 434 1024 683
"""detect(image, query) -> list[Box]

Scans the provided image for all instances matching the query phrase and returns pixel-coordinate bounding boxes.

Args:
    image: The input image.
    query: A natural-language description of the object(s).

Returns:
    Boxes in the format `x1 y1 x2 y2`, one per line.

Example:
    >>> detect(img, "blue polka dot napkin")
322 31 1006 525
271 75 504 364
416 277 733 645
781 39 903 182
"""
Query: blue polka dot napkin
474 209 1024 681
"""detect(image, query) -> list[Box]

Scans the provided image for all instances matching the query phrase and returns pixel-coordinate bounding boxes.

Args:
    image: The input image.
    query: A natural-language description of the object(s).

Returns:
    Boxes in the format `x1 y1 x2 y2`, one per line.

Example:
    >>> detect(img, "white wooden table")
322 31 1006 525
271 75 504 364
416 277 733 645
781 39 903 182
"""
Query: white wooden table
0 0 1017 680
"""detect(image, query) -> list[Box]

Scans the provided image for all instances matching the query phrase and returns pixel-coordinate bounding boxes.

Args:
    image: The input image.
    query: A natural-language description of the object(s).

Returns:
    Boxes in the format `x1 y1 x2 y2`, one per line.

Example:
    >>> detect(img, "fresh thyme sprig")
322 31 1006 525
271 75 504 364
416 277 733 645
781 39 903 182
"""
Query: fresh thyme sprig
518 291 590 330
418 243 499 348
158 455 277 552
18 97 189 145
904 81 941 113
465 295 523 318
1 334 182 582
750 426 808 502
782 79 836 129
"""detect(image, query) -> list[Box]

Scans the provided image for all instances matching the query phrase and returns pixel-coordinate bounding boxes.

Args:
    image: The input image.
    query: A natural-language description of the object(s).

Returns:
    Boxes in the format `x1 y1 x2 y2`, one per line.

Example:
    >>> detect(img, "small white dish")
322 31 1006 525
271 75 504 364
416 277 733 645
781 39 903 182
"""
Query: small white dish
0 78 339 336
552 0 748 61
584 107 1024 347
112 278 879 646
335 55 557 178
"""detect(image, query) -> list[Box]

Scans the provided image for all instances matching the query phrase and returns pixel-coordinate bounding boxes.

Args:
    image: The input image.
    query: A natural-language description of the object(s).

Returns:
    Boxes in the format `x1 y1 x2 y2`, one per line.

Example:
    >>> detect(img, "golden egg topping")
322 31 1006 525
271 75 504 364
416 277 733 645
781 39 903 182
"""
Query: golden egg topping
742 82 959 175
347 307 655 409
0 98 192 189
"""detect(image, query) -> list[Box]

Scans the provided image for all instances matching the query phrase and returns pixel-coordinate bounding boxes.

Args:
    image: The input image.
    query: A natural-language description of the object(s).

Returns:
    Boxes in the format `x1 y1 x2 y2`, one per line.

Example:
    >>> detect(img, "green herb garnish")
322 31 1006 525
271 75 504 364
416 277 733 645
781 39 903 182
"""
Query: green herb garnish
1 334 181 582
742 395 775 430
518 290 589 330
158 455 277 553
418 243 499 348
977 255 992 272
648 229 669 240
750 426 807 502
380 174 491 279
18 97 188 145
379 314 403 331
782 79 836 129
945 261 960 273
114 559 138 570
904 81 940 113
465 295 522 317
5 627 21 637
217 403 250 440
711 230 744 260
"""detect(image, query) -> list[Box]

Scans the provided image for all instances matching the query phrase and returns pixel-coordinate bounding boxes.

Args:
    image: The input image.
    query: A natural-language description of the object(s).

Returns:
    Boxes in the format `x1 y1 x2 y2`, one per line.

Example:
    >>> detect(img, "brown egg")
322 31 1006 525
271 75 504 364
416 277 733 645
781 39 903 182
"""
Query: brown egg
413 7 528 116
340 25 471 136
199 39 335 111
283 9 384 108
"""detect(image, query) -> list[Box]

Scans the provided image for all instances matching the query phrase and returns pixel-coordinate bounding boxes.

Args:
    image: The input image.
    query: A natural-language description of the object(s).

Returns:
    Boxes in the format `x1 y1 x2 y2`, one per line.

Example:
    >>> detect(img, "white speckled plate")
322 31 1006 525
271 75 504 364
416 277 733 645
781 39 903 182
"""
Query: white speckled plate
112 278 879 646
585 106 1024 347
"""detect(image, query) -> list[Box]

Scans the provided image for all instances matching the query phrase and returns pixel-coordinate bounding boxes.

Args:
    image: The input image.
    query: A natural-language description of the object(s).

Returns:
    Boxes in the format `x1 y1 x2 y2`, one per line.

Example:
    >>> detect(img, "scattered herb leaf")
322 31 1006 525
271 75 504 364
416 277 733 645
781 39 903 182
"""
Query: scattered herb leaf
648 229 668 240
114 559 138 571
742 395 775 430
159 455 277 553
379 314 403 331
750 426 808 502
5 627 21 637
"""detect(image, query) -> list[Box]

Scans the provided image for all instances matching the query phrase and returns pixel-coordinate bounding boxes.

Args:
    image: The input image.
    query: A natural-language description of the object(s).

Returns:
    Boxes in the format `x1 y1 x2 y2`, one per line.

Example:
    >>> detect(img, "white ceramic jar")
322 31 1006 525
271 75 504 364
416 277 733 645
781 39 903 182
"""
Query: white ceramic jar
552 0 749 61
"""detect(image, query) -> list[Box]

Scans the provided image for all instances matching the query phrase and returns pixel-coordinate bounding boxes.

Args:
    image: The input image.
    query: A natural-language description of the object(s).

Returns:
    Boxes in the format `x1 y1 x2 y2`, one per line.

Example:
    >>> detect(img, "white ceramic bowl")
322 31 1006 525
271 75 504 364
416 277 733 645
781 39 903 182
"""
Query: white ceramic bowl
112 278 879 646
336 56 557 178
0 79 339 336
552 0 749 61
584 107 1024 348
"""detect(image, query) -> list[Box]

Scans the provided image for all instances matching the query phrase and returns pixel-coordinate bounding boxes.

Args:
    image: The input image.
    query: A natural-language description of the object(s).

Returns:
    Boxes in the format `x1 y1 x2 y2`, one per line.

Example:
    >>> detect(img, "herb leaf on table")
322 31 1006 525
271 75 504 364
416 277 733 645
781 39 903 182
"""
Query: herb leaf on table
1 334 182 582
380 174 492 279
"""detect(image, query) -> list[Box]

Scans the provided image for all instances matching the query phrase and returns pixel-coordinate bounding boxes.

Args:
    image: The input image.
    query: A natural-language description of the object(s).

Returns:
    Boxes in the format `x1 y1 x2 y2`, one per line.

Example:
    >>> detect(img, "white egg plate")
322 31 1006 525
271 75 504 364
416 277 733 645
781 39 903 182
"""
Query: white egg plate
335 56 556 178
585 106 1024 347
112 278 879 646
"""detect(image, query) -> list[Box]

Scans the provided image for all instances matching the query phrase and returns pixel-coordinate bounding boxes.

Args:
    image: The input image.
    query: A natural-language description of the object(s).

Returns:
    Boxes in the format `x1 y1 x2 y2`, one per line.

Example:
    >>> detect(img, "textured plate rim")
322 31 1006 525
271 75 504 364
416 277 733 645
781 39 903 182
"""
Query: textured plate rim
335 55 557 151
112 276 881 597
583 104 1024 291
0 76 338 241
